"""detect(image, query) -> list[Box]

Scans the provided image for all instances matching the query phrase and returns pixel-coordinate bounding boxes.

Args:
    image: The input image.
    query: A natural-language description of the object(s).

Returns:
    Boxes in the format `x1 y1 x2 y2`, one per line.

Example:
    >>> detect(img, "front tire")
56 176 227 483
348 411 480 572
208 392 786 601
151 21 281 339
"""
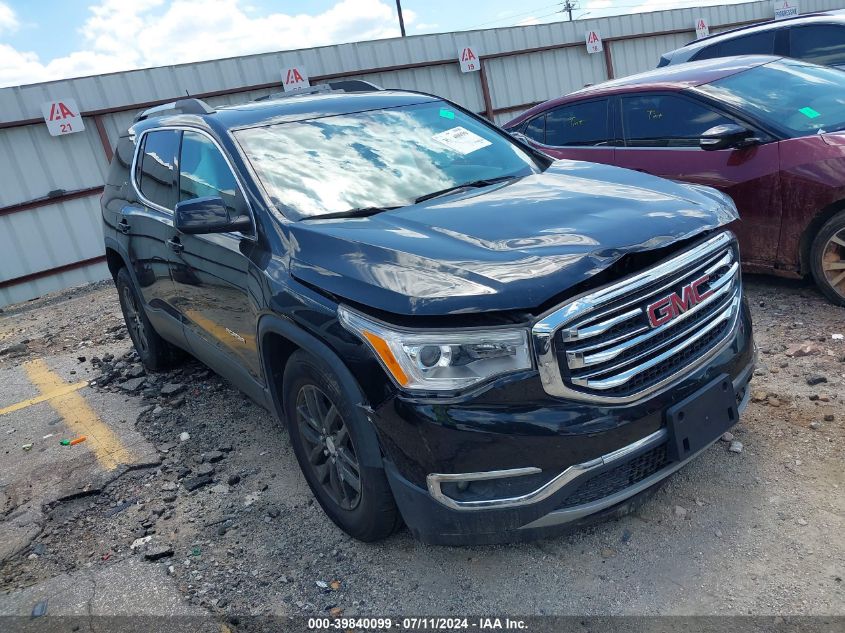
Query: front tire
115 267 183 371
282 350 401 542
810 211 845 307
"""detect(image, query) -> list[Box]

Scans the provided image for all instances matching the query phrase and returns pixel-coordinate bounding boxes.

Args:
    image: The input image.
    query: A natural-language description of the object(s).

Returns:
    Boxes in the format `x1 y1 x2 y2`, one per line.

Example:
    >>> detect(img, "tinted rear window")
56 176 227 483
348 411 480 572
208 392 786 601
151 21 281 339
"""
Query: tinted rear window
137 130 180 210
524 115 546 143
790 24 845 66
694 30 776 60
545 101 609 146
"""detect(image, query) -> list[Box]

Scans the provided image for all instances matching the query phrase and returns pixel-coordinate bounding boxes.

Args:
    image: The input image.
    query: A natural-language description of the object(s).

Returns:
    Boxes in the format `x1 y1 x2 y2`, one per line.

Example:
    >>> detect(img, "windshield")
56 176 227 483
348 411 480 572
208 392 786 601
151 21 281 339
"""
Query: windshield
697 59 845 137
234 101 541 219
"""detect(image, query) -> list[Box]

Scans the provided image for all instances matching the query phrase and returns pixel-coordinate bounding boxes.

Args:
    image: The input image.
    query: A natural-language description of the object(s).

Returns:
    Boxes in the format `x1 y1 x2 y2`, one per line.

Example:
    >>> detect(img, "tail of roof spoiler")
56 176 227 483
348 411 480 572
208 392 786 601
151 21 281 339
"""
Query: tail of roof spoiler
135 98 215 122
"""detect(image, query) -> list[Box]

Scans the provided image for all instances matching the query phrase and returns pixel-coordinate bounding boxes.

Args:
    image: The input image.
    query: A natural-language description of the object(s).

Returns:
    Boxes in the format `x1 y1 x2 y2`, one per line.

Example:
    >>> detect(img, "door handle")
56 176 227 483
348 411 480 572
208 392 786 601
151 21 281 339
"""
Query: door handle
117 218 130 234
166 237 184 253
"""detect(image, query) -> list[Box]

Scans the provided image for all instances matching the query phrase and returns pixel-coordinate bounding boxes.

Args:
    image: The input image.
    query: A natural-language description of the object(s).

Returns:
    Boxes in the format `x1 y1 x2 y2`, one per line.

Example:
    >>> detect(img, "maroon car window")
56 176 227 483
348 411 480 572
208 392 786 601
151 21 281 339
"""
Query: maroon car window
544 101 609 147
524 116 546 143
621 94 733 148
790 25 845 67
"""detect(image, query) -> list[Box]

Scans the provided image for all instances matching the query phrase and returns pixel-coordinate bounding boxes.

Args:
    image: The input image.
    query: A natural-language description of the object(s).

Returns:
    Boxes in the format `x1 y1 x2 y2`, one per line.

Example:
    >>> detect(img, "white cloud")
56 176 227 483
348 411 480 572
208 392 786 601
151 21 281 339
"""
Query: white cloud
0 1 18 33
0 0 406 88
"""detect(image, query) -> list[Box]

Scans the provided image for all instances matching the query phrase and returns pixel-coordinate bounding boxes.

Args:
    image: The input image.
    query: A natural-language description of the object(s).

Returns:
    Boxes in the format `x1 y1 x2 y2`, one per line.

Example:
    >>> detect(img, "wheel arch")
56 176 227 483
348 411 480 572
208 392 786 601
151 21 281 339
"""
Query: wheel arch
799 199 845 276
103 237 144 292
257 314 384 468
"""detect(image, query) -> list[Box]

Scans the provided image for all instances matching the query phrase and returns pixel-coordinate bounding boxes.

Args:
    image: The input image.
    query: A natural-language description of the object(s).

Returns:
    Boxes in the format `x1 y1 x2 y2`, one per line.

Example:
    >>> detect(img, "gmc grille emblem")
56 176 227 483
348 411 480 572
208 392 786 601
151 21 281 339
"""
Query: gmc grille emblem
646 275 713 328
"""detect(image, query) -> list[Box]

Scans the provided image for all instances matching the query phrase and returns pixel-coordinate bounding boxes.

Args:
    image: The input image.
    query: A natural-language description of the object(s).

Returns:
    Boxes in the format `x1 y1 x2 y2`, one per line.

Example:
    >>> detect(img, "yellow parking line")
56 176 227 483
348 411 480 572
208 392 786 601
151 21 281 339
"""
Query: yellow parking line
0 380 90 416
22 358 134 470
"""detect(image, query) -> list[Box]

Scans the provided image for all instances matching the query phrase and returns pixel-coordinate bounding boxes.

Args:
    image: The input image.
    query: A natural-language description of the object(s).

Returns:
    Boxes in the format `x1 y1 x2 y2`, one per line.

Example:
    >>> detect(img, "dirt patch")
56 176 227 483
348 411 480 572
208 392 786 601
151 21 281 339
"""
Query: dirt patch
1 275 843 618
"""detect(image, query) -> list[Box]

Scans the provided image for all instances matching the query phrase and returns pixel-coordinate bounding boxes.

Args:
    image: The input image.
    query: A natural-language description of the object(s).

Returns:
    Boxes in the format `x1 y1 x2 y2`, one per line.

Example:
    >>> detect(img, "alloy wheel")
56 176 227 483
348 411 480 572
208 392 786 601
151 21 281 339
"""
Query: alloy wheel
295 384 362 510
821 228 845 300
122 286 149 354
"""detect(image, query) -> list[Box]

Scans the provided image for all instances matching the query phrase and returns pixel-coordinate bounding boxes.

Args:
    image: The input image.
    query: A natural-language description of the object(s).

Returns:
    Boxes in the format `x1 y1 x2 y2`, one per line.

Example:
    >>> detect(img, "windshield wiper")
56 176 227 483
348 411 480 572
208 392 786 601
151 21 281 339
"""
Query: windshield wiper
304 206 402 221
413 175 518 204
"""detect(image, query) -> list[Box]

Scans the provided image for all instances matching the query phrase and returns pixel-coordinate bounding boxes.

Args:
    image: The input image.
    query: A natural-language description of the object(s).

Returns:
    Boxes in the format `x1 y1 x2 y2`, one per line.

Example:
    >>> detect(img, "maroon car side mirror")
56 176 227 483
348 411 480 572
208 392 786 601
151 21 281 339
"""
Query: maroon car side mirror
700 124 760 151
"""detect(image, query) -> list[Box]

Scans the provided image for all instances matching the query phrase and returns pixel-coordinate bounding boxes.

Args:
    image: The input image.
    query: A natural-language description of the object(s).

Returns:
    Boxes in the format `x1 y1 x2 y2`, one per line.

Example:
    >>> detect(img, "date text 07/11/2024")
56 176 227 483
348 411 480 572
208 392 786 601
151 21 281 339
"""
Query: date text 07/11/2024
307 617 529 630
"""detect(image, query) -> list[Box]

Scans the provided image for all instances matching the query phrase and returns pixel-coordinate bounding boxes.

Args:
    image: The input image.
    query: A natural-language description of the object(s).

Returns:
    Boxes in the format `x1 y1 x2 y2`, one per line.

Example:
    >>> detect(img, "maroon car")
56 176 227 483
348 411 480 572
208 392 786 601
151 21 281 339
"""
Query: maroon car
504 55 845 305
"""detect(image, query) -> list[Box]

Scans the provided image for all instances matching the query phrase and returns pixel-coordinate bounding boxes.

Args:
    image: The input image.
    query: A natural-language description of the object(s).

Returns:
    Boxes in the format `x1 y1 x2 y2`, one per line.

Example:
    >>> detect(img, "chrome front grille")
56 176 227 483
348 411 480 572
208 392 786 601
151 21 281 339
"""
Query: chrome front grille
533 232 741 403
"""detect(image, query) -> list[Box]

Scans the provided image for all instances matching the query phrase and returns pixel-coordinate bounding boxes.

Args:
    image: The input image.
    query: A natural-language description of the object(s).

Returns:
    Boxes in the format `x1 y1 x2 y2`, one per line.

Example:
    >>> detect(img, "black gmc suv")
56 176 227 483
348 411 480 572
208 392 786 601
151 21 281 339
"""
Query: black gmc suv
102 82 755 545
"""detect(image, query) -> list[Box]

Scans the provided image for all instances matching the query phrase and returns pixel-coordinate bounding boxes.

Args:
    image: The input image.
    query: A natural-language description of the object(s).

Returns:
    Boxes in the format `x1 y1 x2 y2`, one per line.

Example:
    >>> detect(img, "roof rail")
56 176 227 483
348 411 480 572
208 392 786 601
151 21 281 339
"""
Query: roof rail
253 79 383 102
135 97 215 122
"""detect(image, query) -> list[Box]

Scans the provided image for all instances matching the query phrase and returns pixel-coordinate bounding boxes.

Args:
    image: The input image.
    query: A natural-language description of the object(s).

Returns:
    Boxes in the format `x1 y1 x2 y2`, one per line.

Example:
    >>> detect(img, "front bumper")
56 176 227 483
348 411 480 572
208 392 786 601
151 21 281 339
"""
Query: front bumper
373 301 755 545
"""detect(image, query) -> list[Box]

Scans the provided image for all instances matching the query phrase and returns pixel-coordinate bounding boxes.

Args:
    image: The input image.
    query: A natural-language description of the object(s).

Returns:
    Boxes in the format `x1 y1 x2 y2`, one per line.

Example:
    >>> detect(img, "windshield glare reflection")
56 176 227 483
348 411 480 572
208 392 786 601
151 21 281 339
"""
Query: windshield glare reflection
234 102 539 219
698 60 845 137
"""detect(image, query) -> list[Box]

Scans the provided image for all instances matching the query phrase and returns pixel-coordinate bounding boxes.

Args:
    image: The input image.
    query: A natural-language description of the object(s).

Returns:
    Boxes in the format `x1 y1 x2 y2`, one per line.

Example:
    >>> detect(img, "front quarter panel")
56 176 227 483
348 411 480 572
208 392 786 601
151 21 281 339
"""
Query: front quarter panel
777 134 845 271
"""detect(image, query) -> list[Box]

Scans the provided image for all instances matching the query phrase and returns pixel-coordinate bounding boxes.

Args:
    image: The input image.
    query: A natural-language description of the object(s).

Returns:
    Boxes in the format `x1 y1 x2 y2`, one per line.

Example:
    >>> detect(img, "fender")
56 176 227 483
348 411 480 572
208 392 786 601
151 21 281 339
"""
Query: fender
103 237 142 290
257 313 385 468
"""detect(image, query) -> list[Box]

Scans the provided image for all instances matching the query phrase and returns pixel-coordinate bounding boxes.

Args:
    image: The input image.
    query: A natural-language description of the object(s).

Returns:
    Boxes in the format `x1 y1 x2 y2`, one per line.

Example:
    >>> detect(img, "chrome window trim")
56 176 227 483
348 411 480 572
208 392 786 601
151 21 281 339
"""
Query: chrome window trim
532 231 740 404
426 429 666 512
130 125 258 242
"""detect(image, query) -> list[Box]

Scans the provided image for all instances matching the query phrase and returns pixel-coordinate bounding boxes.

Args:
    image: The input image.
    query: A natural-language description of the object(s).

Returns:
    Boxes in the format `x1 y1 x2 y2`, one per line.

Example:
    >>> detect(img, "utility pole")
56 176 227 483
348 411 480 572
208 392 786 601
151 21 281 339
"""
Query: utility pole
562 0 578 21
396 0 407 36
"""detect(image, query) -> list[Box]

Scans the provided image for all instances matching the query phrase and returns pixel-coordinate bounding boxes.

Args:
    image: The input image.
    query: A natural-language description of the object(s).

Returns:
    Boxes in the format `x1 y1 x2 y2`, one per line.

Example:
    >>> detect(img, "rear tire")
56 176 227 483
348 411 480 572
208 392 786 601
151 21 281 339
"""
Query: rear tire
810 211 845 307
115 267 184 371
282 350 401 542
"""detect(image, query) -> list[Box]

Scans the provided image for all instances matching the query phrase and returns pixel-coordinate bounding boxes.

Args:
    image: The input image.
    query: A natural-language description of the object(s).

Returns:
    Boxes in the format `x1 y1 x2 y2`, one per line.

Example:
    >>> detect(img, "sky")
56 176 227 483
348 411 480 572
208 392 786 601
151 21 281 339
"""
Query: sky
0 0 748 88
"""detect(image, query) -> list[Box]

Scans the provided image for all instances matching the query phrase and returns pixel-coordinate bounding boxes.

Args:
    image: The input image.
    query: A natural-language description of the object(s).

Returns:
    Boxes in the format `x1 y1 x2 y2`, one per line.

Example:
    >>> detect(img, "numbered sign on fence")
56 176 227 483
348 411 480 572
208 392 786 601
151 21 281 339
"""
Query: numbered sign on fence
585 31 603 54
41 99 85 136
458 46 480 73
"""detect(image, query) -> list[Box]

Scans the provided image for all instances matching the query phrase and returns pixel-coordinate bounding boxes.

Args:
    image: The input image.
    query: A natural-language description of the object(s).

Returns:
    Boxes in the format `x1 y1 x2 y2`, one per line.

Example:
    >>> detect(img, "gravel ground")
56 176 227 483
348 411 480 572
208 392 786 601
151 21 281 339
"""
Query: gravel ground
0 275 842 620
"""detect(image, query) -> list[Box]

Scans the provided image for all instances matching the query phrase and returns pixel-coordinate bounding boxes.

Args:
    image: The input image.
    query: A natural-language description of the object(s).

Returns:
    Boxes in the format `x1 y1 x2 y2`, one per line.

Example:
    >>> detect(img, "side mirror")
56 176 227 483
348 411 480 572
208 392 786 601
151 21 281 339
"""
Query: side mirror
509 131 531 144
700 124 759 151
174 196 251 235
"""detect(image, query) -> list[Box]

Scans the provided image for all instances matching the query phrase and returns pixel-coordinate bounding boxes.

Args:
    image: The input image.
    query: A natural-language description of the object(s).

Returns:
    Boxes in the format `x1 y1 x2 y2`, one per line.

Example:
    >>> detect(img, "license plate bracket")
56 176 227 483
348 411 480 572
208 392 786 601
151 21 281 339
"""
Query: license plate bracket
666 374 737 462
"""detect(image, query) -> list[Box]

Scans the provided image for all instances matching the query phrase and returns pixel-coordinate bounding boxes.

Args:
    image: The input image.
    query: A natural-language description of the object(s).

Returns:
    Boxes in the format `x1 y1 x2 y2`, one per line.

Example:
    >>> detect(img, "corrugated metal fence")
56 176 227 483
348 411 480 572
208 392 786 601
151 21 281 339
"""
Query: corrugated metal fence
0 0 840 306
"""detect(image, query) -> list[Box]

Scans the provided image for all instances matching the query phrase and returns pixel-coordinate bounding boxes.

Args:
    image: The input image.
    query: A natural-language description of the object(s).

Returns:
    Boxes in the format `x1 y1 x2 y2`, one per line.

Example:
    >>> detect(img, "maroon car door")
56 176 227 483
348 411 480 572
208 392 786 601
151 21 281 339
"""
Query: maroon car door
520 98 615 165
614 92 782 269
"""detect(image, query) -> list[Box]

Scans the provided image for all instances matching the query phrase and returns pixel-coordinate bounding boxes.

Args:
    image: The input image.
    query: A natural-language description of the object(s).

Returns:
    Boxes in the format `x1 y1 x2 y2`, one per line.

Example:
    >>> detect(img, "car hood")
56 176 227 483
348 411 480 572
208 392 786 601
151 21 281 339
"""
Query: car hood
287 160 738 316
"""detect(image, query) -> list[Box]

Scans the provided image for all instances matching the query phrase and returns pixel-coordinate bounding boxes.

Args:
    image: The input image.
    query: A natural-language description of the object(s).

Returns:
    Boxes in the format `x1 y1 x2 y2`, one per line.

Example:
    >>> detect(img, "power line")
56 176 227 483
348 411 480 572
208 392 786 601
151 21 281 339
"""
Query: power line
462 2 564 30
461 0 743 32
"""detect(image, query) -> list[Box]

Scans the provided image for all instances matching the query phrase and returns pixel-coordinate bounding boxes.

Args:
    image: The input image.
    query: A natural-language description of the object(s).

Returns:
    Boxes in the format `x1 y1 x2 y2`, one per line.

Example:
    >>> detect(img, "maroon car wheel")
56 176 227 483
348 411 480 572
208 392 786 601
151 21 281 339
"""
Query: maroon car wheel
811 212 845 306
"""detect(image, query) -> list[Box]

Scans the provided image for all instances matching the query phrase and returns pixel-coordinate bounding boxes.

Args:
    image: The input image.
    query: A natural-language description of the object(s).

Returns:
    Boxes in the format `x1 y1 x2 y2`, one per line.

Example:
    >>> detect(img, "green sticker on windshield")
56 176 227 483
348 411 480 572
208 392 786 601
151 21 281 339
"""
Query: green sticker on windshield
439 108 455 120
799 106 821 119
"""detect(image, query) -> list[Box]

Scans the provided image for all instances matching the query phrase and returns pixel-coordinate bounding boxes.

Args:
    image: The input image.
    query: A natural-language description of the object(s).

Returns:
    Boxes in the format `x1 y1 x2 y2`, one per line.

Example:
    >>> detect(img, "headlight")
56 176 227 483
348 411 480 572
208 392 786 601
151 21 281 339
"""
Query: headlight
338 306 532 392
